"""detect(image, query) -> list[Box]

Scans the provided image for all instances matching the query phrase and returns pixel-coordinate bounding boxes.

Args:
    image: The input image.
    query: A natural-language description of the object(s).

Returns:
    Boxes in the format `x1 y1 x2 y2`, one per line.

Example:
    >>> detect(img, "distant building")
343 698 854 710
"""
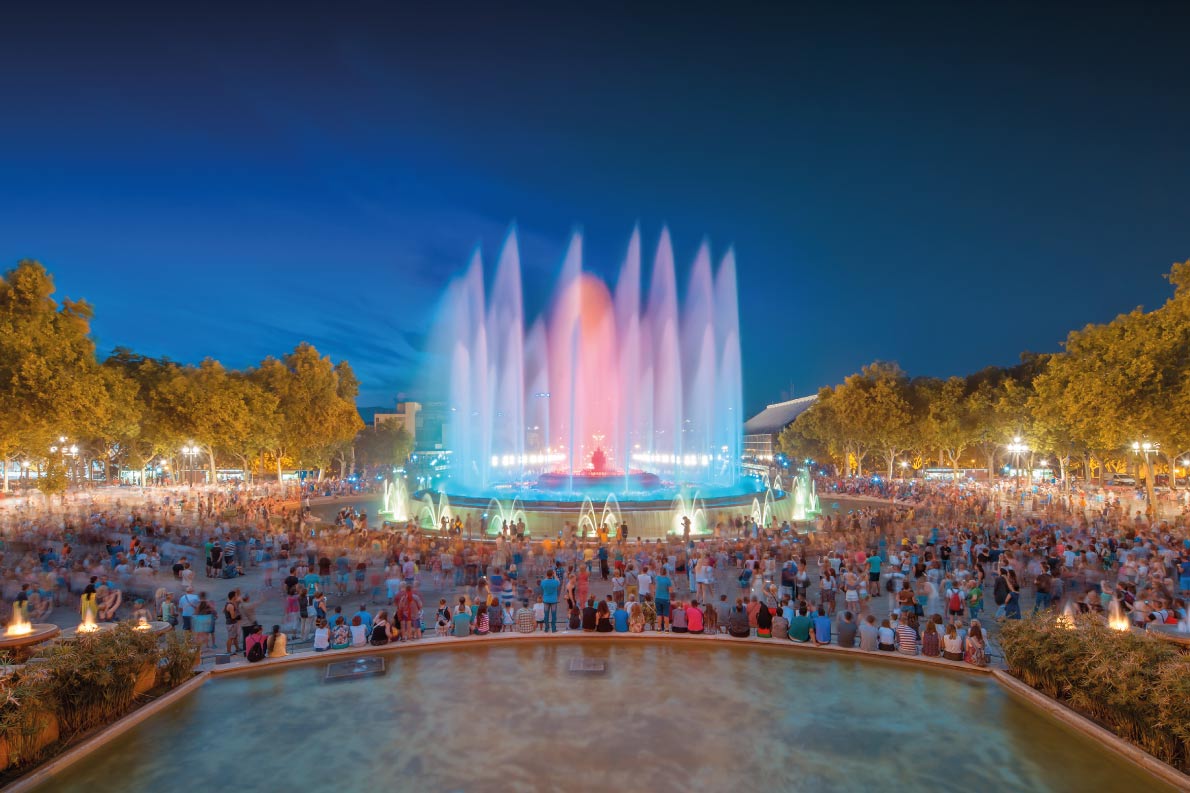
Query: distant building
373 401 421 444
742 395 817 468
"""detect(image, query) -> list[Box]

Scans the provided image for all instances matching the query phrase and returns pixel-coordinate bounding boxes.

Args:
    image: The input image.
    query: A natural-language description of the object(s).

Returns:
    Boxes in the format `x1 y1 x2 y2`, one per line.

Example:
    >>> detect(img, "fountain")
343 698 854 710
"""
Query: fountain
0 604 60 658
379 477 409 522
423 227 769 537
790 467 821 521
1107 598 1131 632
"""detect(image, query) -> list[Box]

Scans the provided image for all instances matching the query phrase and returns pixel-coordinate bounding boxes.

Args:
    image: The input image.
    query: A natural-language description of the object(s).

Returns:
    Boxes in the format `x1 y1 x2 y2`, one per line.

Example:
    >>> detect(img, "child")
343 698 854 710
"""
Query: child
533 596 545 631
567 604 581 631
436 598 451 637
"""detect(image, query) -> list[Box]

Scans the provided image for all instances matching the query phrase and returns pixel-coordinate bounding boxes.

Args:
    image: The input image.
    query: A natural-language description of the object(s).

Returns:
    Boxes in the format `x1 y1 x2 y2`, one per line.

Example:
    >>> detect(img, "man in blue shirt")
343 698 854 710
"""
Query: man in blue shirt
540 570 560 632
354 604 373 633
654 569 673 631
613 603 629 632
812 607 832 645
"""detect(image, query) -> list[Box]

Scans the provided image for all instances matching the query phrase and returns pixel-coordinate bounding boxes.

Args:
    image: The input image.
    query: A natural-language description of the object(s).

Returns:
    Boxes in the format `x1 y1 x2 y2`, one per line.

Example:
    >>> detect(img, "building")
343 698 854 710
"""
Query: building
742 395 817 470
373 401 421 444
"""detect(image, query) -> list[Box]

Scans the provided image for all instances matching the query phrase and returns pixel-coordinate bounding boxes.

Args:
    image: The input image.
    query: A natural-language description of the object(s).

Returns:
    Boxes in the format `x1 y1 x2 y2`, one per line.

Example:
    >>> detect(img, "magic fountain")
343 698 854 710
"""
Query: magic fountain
417 227 807 537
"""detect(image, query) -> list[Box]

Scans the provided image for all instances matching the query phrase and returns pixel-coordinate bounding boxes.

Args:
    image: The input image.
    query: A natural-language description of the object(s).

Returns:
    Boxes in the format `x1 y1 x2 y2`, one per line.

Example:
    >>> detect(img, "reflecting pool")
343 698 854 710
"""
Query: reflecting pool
39 641 1172 792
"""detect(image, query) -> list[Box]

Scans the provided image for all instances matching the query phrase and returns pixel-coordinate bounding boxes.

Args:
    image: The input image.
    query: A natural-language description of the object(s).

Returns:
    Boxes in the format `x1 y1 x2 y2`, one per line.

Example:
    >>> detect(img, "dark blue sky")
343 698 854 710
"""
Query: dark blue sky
2 3 1188 413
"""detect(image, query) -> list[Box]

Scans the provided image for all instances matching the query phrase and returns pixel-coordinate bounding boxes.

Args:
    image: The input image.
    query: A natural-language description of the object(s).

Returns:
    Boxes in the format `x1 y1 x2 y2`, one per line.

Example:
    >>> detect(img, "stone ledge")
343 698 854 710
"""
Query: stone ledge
993 669 1190 792
204 629 998 678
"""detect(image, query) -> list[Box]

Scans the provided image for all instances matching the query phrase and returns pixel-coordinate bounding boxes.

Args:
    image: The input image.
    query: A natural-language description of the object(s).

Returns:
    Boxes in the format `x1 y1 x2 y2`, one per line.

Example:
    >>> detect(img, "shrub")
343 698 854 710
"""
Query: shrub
1000 612 1190 772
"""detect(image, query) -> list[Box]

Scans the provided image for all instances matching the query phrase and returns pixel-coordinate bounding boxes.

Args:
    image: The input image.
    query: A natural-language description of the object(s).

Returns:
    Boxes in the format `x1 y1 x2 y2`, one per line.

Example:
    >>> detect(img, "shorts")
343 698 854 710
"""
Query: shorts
868 572 880 583
655 599 671 617
337 573 349 584
354 572 366 581
182 615 193 631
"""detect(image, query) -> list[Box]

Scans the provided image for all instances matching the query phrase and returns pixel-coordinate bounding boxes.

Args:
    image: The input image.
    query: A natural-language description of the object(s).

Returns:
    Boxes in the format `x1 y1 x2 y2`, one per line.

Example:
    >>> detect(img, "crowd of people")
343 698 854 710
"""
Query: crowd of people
3 474 1190 672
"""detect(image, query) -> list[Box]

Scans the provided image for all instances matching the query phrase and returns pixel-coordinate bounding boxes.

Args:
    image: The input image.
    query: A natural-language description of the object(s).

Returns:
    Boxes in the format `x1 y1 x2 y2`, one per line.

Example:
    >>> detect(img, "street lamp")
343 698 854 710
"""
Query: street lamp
899 460 909 479
1006 437 1029 490
1131 440 1158 516
181 443 200 487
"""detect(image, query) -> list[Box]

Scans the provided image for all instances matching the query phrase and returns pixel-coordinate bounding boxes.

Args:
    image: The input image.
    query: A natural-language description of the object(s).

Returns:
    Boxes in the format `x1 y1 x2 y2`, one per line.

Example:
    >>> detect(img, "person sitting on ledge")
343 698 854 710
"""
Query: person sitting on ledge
812 607 832 646
858 615 878 651
877 618 896 652
670 600 688 633
581 597 598 632
614 601 630 632
836 611 858 648
726 599 751 638
266 624 288 658
787 606 812 643
329 616 351 649
685 600 704 635
941 623 963 661
595 600 614 632
516 600 536 633
629 603 646 633
769 605 788 640
350 615 368 647
452 599 473 637
370 611 391 645
755 600 772 637
245 625 267 662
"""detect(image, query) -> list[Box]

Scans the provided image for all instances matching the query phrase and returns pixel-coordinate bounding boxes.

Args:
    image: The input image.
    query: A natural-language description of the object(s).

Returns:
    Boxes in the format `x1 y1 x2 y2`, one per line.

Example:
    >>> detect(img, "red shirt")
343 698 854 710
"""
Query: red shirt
686 605 704 632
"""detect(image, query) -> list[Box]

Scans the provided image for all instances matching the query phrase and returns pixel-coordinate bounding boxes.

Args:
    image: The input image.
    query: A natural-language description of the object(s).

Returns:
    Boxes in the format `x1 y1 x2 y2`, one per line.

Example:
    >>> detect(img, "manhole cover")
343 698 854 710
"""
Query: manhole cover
325 656 386 682
568 657 607 675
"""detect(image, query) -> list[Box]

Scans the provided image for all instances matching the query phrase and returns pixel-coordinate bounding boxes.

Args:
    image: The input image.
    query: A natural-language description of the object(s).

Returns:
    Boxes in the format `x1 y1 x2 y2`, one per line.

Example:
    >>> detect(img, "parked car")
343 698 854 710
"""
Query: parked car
1108 474 1137 486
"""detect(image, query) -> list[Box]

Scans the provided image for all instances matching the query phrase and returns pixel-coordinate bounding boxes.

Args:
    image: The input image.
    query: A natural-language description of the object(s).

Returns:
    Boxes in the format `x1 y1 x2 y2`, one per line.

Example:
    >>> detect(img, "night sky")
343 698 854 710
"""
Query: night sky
2 3 1188 413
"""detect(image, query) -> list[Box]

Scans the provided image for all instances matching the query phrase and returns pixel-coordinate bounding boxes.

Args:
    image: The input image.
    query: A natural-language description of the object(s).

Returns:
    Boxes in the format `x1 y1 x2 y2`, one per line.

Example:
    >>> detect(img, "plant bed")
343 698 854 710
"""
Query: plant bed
0 625 199 783
1000 612 1190 773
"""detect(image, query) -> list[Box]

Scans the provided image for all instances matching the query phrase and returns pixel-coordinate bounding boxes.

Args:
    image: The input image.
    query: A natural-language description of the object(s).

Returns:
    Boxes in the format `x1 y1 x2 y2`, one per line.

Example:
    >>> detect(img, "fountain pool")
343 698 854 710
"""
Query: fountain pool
34 641 1172 792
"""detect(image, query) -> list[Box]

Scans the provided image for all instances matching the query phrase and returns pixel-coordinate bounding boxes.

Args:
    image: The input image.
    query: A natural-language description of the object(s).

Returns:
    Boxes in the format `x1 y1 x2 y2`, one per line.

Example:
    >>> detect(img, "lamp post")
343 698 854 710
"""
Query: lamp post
899 460 909 479
181 444 200 487
1006 437 1029 491
49 436 79 486
1131 440 1157 518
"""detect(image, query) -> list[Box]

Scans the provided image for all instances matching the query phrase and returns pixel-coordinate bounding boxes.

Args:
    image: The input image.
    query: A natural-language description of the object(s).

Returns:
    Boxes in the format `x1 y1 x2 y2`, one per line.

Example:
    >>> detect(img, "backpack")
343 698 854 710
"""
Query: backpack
247 641 265 662
948 591 962 611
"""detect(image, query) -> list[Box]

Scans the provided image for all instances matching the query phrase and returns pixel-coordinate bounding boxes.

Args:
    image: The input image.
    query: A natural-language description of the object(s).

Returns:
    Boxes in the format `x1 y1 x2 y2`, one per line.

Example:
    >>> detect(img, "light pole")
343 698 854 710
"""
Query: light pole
181 444 200 487
49 436 79 486
1131 440 1157 518
1006 437 1029 491
899 460 909 479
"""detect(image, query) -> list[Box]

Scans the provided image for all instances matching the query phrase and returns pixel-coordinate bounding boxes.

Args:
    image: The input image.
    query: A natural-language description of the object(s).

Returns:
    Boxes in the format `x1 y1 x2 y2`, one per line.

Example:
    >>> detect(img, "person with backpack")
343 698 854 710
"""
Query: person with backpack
947 583 964 618
245 625 267 662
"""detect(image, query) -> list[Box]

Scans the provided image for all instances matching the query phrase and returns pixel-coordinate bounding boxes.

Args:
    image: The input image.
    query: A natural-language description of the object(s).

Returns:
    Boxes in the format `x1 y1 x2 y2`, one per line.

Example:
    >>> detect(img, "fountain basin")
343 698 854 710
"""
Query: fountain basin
0 624 60 658
60 622 117 641
24 641 1177 792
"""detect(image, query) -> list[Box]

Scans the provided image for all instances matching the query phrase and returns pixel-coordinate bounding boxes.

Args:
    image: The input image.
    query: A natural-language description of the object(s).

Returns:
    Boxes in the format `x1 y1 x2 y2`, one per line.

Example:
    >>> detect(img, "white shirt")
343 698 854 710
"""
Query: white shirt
638 573 653 596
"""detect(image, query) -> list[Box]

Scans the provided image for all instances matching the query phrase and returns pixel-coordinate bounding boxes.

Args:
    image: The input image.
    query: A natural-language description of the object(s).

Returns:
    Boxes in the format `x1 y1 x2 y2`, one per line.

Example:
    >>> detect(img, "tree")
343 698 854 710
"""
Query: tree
157 360 250 484
355 423 414 473
922 376 979 477
254 344 364 482
0 261 111 489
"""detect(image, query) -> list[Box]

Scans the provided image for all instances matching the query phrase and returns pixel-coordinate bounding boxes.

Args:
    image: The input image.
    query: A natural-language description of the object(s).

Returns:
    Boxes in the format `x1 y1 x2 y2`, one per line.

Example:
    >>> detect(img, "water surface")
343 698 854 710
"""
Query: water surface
39 641 1172 793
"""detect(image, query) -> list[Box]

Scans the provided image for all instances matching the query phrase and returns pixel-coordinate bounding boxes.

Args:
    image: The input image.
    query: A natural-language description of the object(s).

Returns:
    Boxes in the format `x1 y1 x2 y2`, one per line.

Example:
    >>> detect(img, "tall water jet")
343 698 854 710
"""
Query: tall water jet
424 224 760 538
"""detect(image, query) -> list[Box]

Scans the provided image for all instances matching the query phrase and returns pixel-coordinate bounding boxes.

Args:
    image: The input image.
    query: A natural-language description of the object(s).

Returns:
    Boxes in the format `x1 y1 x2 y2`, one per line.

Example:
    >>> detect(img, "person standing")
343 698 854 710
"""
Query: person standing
396 583 423 641
540 569 560 632
653 568 673 631
223 590 242 655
